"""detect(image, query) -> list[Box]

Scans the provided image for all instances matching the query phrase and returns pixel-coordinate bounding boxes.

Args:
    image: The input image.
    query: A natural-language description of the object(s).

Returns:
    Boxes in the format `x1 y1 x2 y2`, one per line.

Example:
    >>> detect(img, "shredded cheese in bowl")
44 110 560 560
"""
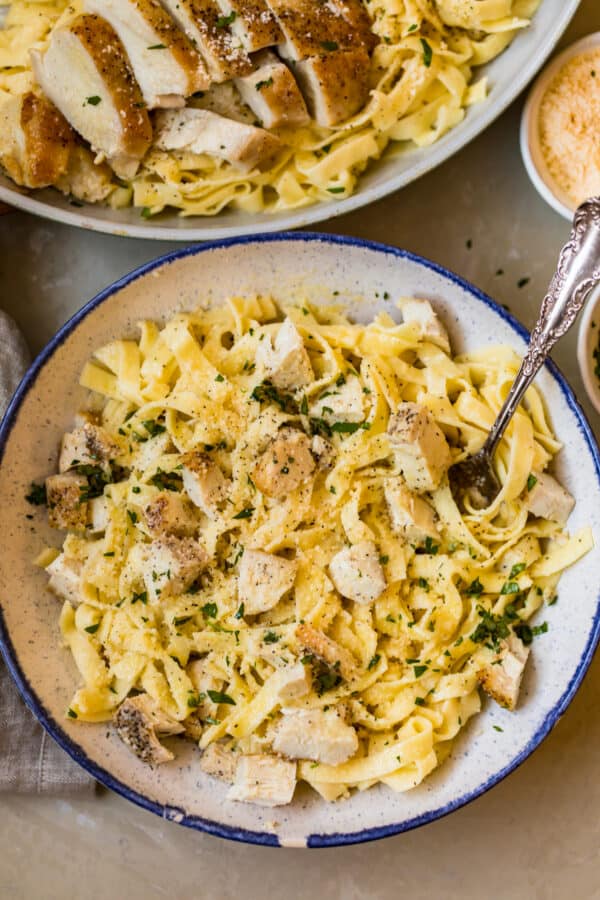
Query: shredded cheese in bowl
538 47 600 209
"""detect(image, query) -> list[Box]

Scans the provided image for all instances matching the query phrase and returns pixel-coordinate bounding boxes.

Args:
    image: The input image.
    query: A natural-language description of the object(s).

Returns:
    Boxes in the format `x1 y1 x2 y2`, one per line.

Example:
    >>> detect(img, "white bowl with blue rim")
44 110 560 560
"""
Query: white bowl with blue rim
0 0 581 240
1 233 599 848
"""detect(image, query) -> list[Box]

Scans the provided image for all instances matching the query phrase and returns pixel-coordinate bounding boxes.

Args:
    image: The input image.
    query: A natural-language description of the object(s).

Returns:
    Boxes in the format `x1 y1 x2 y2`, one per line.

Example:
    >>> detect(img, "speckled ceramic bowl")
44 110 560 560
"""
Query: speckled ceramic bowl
1 234 599 848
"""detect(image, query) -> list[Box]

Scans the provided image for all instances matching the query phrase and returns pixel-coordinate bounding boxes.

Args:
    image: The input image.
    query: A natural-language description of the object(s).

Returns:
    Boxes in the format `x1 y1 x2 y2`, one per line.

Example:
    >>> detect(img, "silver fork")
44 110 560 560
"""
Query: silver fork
449 196 600 509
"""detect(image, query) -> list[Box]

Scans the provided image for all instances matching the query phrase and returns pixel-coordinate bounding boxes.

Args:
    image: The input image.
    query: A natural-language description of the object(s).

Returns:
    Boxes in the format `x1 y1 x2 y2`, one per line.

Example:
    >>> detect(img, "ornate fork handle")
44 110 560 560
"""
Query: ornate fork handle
484 196 600 457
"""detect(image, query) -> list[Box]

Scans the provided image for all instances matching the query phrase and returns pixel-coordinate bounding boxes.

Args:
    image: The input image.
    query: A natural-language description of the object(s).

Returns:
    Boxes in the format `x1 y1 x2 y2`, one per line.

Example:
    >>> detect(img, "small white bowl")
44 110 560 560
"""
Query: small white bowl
520 32 600 221
577 286 600 415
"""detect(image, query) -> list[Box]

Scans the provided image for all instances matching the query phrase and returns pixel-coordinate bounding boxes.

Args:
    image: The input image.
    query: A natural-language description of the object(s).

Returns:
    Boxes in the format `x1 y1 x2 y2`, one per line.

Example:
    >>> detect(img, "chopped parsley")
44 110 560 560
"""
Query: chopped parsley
527 473 538 491
413 664 428 677
263 631 280 644
25 482 47 506
85 95 101 105
131 590 148 605
509 563 526 579
201 602 218 619
207 689 236 705
320 40 339 51
147 43 167 49
367 653 381 670
414 697 426 707
255 77 274 91
470 604 518 649
250 380 297 413
216 11 236 26
465 577 484 596
233 506 254 520
67 708 78 718
234 603 245 619
500 580 520 595
142 419 166 437
149 468 182 492
420 37 433 67
84 623 100 634
417 536 439 555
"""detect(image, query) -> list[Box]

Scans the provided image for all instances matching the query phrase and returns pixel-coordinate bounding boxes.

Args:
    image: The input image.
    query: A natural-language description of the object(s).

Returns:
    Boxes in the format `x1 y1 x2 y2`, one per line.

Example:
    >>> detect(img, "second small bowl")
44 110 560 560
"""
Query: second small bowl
577 286 600 416
520 32 600 221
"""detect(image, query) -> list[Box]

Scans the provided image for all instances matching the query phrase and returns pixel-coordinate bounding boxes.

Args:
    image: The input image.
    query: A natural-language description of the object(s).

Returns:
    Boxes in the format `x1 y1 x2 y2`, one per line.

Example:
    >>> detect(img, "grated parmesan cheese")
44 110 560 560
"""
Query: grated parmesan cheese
538 49 600 208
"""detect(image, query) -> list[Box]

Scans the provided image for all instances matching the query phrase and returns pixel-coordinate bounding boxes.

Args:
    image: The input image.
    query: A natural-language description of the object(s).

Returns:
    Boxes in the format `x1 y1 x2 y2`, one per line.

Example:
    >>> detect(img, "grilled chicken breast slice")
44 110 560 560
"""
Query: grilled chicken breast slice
235 50 309 128
83 0 209 108
0 91 74 188
327 0 378 52
31 14 153 179
266 0 362 61
293 47 371 126
160 0 253 83
215 0 282 52
155 107 282 171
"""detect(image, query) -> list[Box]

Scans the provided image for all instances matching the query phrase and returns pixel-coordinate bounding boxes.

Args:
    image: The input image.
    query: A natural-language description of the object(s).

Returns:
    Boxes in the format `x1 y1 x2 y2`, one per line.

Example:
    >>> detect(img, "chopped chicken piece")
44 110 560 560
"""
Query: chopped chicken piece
154 107 282 172
46 472 88 530
397 297 450 352
56 145 114 204
46 552 83 605
180 450 228 517
84 0 209 109
329 540 386 604
293 48 371 126
277 661 311 701
31 14 153 179
267 0 361 60
295 623 355 680
235 50 309 128
200 741 237 781
477 633 530 711
187 658 224 718
59 422 121 474
526 472 575 525
309 376 364 424
388 402 452 492
384 480 439 544
257 317 313 390
160 0 252 82
144 491 197 536
311 434 336 470
237 549 297 614
273 707 358 765
227 753 296 806
253 427 315 497
114 692 184 765
89 495 110 533
141 534 208 599
0 91 74 189
216 0 282 52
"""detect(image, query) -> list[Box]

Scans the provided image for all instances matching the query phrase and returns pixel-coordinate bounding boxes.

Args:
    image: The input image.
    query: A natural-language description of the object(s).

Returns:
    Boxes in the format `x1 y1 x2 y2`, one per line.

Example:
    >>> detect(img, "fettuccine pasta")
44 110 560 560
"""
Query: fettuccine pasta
31 294 592 806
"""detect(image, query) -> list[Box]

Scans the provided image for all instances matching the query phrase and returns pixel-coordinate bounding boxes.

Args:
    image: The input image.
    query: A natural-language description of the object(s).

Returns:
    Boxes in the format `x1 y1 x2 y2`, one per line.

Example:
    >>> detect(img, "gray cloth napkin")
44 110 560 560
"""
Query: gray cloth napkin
0 310 96 793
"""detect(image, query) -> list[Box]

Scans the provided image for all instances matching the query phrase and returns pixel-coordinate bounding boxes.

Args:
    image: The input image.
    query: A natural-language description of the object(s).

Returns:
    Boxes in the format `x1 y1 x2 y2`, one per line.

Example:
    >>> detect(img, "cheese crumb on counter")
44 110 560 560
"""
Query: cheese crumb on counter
538 49 600 208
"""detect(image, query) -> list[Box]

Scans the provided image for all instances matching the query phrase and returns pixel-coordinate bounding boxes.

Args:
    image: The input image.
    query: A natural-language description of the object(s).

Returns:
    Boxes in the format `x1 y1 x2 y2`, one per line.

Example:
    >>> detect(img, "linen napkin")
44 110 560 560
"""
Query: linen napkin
0 310 95 793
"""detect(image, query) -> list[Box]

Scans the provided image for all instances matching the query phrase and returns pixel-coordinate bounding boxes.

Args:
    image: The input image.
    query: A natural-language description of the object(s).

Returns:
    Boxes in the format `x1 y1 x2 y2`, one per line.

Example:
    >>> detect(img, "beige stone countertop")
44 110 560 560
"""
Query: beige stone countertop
1 2 600 897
